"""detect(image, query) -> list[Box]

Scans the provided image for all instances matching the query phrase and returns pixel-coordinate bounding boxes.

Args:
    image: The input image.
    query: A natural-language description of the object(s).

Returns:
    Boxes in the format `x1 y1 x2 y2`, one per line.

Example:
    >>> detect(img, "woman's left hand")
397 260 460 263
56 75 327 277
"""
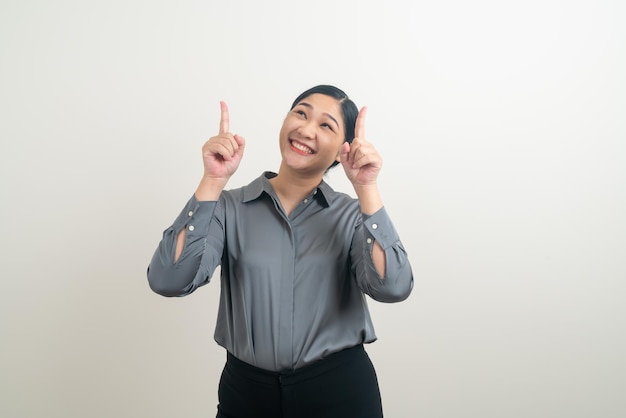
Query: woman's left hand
340 106 382 187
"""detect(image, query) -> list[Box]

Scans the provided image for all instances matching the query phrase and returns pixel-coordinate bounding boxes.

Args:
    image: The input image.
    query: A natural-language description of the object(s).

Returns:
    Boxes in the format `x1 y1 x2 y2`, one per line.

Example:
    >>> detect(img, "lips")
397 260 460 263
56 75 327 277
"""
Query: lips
290 139 314 155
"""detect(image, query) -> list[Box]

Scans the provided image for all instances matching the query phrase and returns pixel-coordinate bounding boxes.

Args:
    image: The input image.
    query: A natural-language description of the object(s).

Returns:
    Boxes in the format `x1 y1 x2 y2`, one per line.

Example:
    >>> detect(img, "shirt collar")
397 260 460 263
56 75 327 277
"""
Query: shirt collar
242 171 337 207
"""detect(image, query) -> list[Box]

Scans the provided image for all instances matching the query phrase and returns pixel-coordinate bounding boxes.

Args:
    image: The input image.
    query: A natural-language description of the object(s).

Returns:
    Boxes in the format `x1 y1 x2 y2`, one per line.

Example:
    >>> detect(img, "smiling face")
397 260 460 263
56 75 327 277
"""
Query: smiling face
278 93 346 177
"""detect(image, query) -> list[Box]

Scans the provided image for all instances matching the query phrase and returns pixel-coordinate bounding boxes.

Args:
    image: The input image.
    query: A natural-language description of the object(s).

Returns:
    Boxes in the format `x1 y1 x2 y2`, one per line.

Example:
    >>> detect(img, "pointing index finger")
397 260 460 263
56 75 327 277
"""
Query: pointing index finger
355 106 367 139
219 101 230 134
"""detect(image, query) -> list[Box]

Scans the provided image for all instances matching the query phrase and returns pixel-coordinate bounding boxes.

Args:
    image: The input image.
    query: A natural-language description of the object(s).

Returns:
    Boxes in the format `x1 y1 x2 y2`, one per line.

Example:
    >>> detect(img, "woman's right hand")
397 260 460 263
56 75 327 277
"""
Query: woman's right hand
201 101 246 181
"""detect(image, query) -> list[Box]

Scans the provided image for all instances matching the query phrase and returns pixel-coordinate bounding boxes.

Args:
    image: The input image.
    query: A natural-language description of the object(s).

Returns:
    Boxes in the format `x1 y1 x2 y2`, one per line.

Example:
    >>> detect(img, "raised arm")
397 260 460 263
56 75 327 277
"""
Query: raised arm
174 101 245 261
147 102 245 296
341 107 413 302
340 106 385 275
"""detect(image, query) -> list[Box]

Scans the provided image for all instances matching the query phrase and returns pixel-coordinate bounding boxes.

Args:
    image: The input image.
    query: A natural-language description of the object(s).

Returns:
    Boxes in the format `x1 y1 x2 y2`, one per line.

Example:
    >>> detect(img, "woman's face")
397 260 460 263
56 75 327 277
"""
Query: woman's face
278 93 346 176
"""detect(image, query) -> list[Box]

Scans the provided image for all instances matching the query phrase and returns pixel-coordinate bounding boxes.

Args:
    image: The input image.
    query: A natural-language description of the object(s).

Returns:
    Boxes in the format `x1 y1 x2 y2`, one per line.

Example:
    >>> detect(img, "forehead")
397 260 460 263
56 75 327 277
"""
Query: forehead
296 94 342 115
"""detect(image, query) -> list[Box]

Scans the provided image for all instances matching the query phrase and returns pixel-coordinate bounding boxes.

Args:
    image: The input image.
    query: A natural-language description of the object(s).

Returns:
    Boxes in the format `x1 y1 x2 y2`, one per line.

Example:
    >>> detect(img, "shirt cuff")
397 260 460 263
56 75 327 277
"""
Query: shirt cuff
362 207 400 250
172 195 218 237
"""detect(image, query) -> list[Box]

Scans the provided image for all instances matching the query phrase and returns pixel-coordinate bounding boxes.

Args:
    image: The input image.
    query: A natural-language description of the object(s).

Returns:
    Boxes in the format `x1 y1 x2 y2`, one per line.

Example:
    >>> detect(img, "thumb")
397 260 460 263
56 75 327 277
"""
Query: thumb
234 134 246 156
339 142 350 166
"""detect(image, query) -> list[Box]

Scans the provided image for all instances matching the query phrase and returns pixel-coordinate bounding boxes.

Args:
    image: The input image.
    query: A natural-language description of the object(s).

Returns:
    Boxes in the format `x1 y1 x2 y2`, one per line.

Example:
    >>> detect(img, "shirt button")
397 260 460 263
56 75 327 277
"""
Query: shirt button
188 211 193 217
367 238 372 244
372 223 378 230
303 199 308 204
188 225 195 232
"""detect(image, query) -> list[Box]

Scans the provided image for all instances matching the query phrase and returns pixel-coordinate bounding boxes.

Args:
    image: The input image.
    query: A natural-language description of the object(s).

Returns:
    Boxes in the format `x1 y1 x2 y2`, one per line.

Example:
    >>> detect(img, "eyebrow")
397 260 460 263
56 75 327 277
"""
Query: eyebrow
298 102 340 129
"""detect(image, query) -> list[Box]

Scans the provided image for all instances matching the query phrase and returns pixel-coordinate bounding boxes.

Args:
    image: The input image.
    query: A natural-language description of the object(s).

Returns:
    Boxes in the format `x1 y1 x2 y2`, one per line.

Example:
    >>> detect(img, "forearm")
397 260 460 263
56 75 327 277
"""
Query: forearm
148 196 222 296
172 177 228 261
354 183 385 276
195 176 229 201
353 183 383 215
353 207 414 303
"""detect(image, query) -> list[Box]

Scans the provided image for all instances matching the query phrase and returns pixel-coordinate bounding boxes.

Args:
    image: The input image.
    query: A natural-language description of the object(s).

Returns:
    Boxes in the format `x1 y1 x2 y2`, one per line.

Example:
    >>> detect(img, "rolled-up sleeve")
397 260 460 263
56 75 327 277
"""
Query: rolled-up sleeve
147 195 223 297
351 207 414 303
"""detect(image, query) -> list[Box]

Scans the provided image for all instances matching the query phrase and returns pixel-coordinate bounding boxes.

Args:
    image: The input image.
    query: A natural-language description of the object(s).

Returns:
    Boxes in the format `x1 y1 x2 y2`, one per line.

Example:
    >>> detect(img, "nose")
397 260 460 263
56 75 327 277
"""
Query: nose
297 120 316 139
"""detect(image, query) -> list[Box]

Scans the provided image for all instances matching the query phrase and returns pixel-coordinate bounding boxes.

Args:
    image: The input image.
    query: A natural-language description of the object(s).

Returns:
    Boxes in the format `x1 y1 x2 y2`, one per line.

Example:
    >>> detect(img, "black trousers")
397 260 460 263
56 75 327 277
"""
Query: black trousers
216 345 384 418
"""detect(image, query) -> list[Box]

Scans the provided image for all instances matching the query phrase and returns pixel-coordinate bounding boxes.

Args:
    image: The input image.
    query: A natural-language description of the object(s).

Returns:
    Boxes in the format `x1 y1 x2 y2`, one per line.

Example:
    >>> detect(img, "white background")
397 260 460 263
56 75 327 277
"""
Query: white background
1 1 625 417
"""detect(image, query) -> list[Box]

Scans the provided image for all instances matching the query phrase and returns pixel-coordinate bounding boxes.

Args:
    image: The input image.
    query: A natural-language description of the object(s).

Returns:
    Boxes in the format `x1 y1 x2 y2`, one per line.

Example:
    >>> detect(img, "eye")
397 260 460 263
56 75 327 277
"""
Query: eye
294 109 306 118
321 122 334 131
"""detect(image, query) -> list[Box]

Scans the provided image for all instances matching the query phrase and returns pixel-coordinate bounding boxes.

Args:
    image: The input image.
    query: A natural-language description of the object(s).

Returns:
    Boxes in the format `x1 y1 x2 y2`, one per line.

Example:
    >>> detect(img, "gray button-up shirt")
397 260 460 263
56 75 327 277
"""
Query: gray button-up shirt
148 172 413 371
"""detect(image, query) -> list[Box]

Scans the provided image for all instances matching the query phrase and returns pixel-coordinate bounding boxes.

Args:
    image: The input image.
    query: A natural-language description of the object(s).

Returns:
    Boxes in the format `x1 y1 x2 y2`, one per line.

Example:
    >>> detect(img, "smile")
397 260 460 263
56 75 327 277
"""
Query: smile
290 140 314 155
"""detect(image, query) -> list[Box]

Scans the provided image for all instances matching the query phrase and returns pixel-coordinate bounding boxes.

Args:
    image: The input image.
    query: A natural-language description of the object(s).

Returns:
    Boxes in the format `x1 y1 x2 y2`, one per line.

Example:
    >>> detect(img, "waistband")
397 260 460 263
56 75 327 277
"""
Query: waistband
225 344 366 386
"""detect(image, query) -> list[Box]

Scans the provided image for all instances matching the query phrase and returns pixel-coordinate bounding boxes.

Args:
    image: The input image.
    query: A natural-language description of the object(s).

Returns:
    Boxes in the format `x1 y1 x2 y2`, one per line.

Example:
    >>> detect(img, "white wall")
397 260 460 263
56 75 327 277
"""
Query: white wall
1 1 625 417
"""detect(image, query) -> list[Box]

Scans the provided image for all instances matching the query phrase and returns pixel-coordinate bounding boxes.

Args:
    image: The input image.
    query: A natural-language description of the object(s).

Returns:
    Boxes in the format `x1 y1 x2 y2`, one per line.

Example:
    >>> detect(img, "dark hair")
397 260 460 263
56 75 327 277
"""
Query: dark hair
290 85 359 169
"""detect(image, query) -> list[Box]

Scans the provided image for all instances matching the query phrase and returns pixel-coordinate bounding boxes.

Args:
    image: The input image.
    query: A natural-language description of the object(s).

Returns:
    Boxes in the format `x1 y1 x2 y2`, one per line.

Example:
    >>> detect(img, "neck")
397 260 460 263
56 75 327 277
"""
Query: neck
269 165 324 215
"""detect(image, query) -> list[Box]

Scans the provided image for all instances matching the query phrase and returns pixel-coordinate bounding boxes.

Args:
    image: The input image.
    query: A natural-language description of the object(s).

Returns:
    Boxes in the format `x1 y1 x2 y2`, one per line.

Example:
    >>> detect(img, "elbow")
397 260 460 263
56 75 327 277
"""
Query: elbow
146 266 190 297
373 245 414 302
148 280 181 298
146 248 213 297
371 267 414 303
374 280 413 303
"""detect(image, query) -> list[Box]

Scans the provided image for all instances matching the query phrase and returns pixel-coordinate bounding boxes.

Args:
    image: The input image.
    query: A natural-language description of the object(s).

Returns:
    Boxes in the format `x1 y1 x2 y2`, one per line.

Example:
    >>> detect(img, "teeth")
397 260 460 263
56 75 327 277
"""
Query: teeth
292 141 313 154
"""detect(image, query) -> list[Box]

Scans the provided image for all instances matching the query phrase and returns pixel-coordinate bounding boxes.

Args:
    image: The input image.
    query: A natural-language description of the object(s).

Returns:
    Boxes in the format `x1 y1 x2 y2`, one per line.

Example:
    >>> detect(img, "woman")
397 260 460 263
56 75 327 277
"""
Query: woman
147 85 414 417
